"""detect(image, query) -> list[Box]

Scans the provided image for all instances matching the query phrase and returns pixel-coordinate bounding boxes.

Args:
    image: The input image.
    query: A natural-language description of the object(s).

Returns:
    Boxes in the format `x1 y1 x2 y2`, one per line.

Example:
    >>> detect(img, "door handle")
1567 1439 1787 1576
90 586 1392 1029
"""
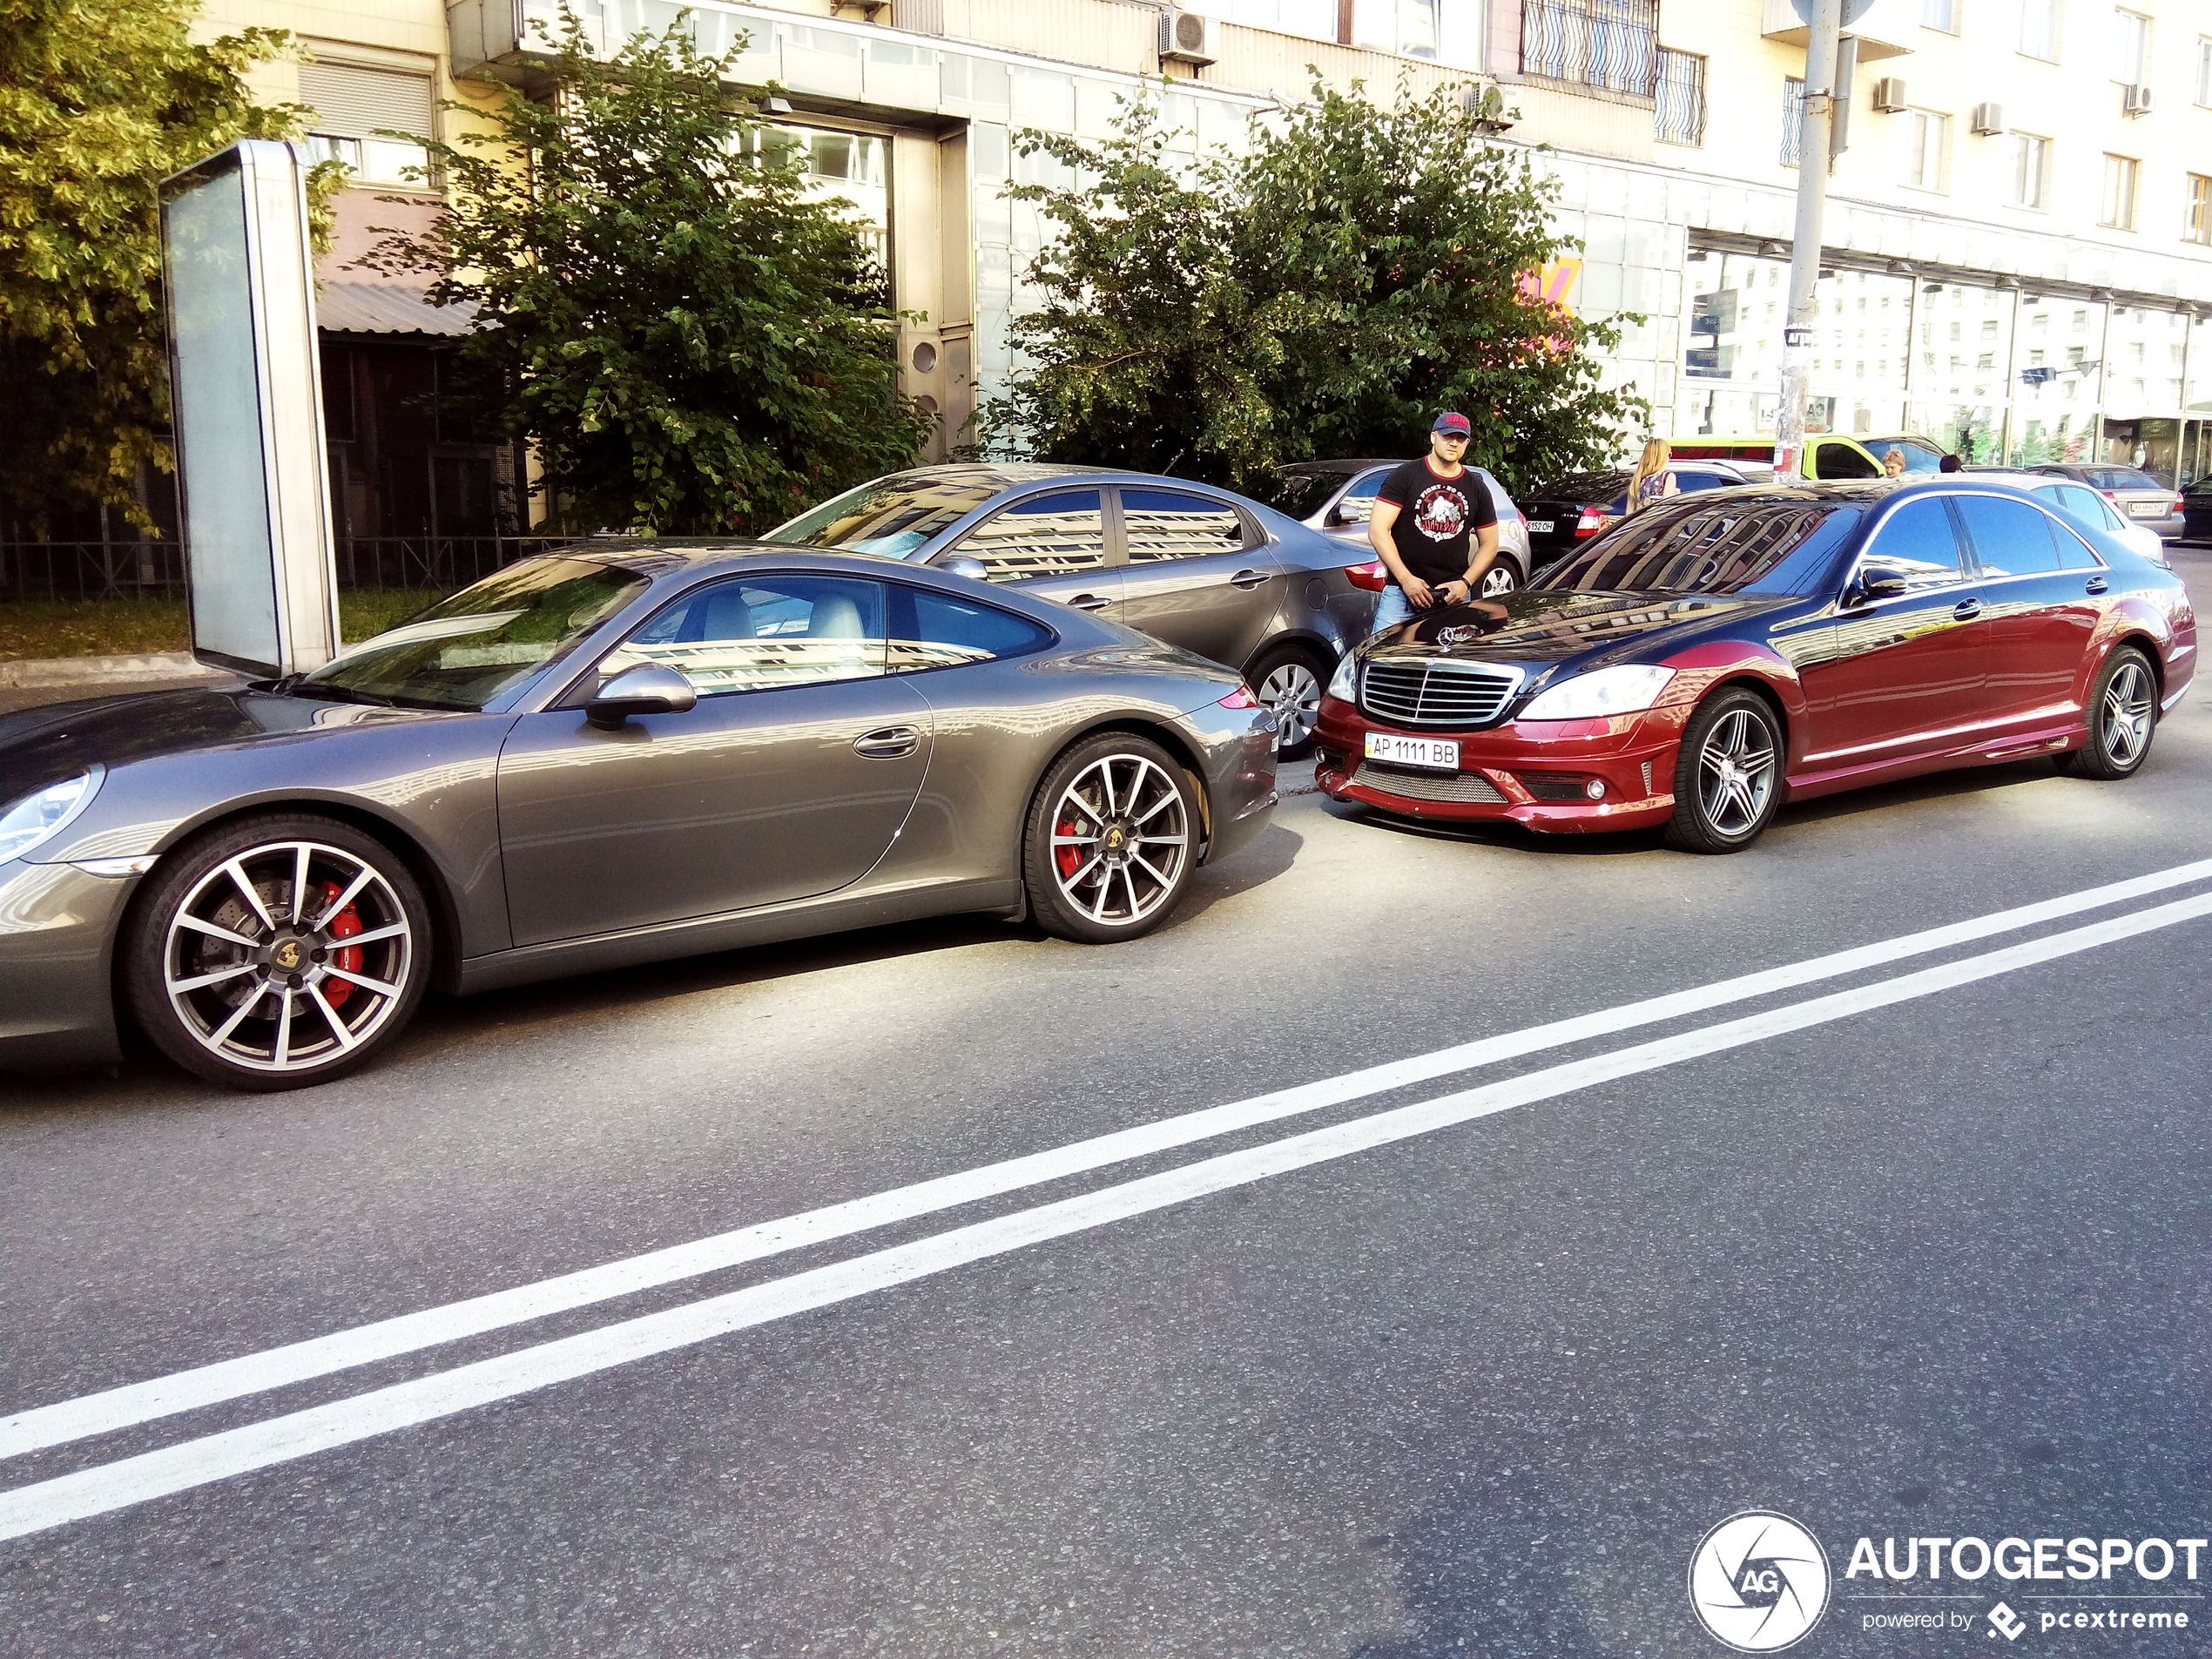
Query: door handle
1063 592 1110 611
852 725 920 759
1228 568 1270 590
1952 598 1982 621
2086 575 2109 595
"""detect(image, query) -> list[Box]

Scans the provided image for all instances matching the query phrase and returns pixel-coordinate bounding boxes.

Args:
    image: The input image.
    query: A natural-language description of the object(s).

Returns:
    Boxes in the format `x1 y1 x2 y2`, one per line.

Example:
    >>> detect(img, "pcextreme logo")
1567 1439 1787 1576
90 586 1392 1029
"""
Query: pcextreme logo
1689 1511 1833 1652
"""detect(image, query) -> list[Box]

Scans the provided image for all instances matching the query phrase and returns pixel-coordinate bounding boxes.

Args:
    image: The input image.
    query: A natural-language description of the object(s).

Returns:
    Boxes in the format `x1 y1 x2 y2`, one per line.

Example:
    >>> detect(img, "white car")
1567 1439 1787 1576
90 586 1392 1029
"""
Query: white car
1967 469 2170 567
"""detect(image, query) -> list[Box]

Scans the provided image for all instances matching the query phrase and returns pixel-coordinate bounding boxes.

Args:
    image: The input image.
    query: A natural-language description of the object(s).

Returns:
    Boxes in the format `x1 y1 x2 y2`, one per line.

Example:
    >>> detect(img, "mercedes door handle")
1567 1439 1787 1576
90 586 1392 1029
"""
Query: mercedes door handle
853 725 921 759
1228 568 1271 590
1063 592 1111 611
1952 599 1982 621
2086 575 2109 595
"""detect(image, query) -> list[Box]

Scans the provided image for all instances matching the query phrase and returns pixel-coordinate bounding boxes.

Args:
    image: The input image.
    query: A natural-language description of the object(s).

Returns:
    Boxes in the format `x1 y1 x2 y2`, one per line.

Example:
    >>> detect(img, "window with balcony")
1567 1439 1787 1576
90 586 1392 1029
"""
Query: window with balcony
2013 133 2051 208
2101 153 2139 229
2019 0 2058 61
1906 109 1949 192
2188 174 2212 246
2113 10 2149 85
1656 49 1707 145
1521 0 1660 99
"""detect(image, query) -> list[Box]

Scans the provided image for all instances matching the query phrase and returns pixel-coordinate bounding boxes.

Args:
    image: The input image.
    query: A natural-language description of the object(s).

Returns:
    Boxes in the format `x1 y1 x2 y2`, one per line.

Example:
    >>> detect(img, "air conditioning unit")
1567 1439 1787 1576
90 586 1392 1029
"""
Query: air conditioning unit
1971 102 2004 134
1158 9 1218 66
2122 82 2153 115
1872 77 1907 112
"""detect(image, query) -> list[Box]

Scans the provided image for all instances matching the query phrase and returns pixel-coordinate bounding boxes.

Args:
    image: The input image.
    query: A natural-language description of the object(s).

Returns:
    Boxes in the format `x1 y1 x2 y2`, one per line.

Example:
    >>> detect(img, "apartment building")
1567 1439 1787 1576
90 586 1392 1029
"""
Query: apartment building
198 0 2212 544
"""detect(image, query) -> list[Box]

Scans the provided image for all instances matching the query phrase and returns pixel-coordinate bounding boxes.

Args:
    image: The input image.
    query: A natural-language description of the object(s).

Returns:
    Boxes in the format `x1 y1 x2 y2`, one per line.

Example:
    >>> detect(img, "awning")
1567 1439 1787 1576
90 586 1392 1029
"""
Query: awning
315 280 478 337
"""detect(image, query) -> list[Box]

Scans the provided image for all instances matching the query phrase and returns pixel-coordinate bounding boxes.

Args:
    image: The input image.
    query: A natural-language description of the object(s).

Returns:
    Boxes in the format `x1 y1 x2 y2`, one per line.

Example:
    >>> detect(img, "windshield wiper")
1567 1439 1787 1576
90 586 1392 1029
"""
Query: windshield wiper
287 681 395 708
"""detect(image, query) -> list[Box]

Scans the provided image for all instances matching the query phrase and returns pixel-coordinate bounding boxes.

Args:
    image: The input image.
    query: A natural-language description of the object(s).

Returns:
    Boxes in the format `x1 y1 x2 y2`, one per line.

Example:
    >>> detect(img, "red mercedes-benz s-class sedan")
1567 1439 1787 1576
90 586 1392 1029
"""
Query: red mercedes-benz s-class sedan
1312 478 2194 853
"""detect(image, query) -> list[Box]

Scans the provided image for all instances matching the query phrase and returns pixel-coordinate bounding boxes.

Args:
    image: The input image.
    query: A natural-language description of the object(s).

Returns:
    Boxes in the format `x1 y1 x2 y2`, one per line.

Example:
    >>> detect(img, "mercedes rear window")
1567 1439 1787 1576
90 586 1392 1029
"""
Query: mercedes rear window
1531 501 1864 596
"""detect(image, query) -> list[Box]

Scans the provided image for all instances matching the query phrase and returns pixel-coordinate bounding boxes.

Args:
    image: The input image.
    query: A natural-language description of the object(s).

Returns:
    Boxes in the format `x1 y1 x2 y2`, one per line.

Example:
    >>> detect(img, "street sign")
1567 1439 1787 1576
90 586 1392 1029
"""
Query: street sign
159 141 339 678
2020 367 2055 386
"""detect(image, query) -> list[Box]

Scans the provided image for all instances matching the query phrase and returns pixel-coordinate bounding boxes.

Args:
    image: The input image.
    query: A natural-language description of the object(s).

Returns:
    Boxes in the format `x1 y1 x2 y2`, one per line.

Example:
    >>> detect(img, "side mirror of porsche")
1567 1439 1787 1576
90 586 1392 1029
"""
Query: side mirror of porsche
1845 563 1910 605
586 664 698 729
935 554 992 583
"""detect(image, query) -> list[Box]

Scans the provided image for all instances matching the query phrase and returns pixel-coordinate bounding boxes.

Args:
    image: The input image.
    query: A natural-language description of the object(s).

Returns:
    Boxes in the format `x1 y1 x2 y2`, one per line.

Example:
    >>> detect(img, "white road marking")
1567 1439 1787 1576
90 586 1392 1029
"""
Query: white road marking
4 856 2211 1466
1 887 2209 1544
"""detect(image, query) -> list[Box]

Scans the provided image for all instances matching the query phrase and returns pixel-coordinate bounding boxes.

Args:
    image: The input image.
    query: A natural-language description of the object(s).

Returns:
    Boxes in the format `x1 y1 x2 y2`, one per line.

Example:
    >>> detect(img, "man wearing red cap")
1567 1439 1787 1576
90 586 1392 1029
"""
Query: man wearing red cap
1366 411 1503 634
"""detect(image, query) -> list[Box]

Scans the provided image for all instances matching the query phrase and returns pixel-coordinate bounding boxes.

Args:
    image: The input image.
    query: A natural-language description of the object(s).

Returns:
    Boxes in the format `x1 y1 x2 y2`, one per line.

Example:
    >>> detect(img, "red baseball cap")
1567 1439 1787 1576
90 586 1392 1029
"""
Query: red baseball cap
1432 412 1472 436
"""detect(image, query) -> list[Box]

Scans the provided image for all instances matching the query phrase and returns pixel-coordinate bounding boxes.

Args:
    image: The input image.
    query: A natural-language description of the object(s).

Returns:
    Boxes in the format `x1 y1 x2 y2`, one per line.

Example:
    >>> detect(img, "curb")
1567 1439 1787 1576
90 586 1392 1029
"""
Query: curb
0 651 232 691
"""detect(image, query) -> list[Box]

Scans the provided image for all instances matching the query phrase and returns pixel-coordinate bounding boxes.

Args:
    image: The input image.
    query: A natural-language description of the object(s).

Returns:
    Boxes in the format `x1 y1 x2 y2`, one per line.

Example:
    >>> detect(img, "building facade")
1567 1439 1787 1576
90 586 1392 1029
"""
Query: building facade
202 0 2212 516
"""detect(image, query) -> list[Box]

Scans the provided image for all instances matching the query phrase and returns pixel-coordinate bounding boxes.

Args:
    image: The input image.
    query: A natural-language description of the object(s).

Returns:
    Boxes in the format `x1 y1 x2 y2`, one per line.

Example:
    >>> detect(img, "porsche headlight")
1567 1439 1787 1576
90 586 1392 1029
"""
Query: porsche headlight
1326 655 1359 702
1519 665 1676 721
0 771 100 863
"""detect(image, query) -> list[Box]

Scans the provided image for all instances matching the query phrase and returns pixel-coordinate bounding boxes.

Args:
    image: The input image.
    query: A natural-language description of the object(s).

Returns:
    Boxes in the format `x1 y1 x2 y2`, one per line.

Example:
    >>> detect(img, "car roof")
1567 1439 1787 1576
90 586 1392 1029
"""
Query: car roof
516 539 950 582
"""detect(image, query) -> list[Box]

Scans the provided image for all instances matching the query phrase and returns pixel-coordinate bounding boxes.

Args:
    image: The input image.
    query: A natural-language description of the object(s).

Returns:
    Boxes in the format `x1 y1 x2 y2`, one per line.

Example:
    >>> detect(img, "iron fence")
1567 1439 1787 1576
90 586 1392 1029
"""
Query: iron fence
0 535 579 604
1521 0 1660 101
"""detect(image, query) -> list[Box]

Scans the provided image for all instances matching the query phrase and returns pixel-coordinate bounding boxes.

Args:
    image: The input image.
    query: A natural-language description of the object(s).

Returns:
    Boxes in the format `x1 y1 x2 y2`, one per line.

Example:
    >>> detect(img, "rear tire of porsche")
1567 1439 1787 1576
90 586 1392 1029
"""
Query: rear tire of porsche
1662 689 1785 854
123 814 432 1092
1023 734 1200 944
2054 645 2157 780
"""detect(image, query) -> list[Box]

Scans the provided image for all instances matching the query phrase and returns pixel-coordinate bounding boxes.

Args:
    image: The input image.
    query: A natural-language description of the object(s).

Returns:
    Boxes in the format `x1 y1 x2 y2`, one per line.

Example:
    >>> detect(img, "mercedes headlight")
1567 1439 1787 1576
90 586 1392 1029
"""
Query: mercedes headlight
1519 665 1676 721
1326 655 1359 701
0 770 100 863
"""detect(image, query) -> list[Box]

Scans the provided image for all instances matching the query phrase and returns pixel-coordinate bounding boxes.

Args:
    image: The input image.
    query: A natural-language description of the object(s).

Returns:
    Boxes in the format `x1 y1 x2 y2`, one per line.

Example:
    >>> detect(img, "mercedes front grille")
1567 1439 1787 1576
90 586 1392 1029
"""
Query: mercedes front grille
1359 659 1525 730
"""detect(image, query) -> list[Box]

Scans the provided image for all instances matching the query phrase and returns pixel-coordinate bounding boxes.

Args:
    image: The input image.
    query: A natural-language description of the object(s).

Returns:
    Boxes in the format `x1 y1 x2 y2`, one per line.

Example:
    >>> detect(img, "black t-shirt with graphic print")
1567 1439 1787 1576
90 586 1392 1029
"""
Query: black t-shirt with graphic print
1375 460 1497 588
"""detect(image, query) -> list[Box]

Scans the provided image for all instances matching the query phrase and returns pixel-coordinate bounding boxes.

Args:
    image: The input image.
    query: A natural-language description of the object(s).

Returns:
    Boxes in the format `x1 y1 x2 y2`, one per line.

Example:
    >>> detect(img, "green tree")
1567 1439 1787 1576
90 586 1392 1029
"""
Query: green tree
365 13 934 536
0 0 321 532
986 80 1648 497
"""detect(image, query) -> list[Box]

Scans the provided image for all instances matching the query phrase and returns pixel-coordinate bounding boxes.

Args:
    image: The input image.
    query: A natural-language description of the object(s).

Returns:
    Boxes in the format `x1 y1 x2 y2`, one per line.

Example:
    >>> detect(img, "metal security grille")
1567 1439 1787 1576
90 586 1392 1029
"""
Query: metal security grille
1521 0 1659 100
1350 764 1508 804
1359 660 1523 730
1656 49 1707 145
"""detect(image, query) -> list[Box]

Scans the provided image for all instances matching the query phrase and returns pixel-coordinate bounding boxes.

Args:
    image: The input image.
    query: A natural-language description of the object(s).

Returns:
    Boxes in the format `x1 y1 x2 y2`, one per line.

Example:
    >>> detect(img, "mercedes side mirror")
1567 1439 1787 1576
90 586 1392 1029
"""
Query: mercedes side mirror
1846 563 1910 606
586 664 698 729
936 553 991 583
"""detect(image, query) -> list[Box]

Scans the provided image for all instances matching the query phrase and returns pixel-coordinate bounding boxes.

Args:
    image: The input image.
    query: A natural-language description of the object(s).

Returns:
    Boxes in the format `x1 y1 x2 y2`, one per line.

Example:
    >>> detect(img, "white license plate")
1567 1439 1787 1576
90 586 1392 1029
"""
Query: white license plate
1526 519 1554 534
1365 732 1460 771
2127 501 2162 516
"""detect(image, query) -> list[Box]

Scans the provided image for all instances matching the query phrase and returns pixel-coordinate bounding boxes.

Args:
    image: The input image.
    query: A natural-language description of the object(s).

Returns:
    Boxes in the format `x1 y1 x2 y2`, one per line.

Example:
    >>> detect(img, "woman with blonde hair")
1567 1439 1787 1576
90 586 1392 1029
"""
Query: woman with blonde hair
1629 438 1677 511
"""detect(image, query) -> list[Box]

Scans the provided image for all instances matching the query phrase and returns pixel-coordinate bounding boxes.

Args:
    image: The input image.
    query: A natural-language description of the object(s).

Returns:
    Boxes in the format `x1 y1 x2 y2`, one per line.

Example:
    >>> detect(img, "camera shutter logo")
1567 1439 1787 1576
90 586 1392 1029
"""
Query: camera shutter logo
1688 1511 1831 1652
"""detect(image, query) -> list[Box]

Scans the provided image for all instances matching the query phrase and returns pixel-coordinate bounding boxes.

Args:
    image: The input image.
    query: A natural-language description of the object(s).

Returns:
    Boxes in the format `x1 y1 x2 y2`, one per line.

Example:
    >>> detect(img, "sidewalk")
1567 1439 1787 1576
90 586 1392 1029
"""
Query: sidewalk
0 652 240 718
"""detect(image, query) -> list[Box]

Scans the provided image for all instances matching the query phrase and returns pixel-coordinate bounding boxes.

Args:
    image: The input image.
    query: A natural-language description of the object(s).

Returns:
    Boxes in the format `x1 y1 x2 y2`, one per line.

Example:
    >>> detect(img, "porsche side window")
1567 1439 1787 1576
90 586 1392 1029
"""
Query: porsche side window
1956 495 2062 577
604 576 889 695
953 490 1109 581
1862 498 1967 589
887 588 1054 674
1120 489 1250 563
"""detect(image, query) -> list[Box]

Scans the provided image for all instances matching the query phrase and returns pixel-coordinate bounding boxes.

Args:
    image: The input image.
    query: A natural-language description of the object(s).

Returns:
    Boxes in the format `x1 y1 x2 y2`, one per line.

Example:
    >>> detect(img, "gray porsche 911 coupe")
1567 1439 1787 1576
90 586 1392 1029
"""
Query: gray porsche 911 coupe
0 545 1278 1090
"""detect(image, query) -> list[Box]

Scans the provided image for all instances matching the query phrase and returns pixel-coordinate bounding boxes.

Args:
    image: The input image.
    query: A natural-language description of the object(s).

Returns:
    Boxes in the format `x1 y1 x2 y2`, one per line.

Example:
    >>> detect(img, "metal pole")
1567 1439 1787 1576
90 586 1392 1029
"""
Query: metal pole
1775 0 1844 480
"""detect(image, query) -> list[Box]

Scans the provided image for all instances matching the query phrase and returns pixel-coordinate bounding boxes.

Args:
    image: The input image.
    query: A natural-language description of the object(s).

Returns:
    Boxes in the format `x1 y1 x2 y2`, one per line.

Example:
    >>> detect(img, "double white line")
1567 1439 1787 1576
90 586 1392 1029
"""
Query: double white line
5 858 2212 1543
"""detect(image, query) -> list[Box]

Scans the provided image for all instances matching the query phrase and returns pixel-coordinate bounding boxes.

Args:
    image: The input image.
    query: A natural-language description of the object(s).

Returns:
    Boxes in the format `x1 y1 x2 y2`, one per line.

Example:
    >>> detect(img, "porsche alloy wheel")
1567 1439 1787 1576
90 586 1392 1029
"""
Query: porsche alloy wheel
126 816 429 1089
1024 735 1198 943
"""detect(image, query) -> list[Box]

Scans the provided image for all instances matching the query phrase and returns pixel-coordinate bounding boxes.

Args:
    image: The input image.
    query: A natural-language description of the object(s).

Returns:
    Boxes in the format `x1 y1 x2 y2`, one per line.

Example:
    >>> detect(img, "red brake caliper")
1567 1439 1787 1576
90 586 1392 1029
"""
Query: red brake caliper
1054 814 1084 879
319 880 363 1008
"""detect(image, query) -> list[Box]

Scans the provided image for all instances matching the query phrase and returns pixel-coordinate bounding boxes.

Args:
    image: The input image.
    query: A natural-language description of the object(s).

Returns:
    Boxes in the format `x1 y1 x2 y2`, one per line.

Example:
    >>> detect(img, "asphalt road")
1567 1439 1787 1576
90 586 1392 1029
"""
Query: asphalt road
3 553 2209 1658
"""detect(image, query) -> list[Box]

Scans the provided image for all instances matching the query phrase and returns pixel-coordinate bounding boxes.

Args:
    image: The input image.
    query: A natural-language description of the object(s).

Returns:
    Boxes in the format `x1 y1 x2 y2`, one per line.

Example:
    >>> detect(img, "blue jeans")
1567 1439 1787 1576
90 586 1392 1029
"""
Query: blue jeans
1371 584 1414 635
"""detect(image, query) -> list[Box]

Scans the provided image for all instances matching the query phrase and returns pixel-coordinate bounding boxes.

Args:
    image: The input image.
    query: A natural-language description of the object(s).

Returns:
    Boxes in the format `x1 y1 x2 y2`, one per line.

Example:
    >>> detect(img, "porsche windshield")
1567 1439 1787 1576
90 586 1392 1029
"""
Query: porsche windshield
300 558 647 711
1532 501 1863 596
765 476 999 560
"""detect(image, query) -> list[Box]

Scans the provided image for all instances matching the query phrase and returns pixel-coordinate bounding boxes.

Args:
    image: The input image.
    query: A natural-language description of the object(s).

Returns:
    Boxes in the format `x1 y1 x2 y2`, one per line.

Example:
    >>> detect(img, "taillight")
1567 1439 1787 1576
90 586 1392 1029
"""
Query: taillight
2101 489 2118 500
1345 560 1390 591
1217 685 1259 709
2175 497 2188 514
1574 505 1610 537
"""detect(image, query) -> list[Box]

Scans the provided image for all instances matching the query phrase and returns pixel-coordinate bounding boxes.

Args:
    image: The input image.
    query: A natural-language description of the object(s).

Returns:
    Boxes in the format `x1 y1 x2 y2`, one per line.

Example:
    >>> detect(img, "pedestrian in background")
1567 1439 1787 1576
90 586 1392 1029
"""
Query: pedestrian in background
1366 412 1504 633
1882 447 1907 478
1939 453 1964 473
1628 438 1678 512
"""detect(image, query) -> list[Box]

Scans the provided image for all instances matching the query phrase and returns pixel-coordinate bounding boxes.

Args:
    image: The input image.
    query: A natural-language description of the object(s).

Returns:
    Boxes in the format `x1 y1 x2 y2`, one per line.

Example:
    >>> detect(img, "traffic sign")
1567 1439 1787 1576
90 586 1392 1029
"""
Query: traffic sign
1791 0 1878 23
